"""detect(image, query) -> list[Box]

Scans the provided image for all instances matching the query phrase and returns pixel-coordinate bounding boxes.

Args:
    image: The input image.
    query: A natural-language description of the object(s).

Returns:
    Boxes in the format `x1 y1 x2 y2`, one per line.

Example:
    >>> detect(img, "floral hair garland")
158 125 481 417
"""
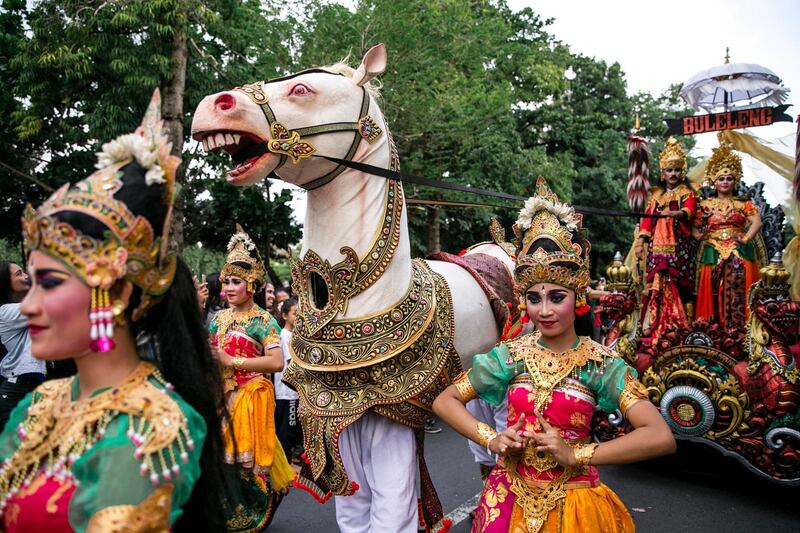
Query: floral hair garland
96 133 166 186
516 195 579 232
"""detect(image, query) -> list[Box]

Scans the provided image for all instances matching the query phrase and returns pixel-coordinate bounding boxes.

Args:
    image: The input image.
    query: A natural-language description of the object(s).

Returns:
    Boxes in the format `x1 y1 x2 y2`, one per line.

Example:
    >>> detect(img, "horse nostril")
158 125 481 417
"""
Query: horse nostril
214 93 236 111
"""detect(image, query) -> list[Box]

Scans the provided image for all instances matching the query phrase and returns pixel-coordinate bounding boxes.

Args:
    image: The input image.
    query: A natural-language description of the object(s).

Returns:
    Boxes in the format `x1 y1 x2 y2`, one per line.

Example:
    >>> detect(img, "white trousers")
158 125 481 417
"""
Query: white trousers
466 398 508 466
335 411 418 533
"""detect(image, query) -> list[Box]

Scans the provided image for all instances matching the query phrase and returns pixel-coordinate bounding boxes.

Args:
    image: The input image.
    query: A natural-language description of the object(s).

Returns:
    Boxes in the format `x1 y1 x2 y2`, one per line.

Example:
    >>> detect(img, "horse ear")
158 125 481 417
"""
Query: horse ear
354 43 387 87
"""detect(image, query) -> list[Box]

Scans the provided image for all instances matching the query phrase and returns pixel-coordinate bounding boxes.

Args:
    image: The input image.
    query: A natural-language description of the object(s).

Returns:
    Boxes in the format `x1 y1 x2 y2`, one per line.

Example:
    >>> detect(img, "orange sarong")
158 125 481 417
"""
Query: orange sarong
223 376 295 492
508 483 635 533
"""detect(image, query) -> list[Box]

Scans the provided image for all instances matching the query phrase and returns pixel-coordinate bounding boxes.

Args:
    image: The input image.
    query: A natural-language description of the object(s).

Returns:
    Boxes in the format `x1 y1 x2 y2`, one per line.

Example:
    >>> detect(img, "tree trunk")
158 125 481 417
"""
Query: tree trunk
162 32 188 250
426 205 441 255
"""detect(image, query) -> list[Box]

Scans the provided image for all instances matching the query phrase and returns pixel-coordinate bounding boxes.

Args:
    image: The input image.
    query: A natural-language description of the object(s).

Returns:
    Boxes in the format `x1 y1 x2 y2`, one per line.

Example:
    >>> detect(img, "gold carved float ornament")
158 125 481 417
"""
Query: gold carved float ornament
642 345 749 442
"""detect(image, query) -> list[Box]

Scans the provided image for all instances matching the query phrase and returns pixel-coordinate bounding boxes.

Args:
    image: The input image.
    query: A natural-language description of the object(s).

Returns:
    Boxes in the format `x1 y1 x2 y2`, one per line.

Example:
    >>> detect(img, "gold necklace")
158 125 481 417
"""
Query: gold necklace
214 306 269 352
509 336 604 412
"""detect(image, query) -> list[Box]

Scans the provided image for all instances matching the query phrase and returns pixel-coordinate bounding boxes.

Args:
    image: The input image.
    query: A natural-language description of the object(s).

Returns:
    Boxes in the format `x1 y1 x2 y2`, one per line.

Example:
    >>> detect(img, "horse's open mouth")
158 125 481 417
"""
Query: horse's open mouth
197 131 270 177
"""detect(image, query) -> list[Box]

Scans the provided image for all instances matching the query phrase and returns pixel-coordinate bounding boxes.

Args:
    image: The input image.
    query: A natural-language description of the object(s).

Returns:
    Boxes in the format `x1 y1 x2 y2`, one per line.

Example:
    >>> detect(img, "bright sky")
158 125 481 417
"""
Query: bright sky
514 0 798 143
284 0 798 219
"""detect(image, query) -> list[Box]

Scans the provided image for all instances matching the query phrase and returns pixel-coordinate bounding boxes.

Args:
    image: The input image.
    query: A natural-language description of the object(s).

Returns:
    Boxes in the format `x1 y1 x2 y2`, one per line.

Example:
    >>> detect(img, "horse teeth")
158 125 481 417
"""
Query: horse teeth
233 133 241 144
225 133 235 146
215 132 226 147
206 135 216 150
202 138 209 151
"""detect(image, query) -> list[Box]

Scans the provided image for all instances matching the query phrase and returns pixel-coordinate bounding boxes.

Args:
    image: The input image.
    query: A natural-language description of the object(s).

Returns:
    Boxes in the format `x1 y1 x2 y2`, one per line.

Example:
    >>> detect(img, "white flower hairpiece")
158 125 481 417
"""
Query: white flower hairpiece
95 133 166 186
515 196 579 231
227 232 256 252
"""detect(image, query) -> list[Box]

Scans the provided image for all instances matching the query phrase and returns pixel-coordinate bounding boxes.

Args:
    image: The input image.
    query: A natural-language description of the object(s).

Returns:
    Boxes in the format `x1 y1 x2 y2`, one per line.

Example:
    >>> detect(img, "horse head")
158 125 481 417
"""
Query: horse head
191 44 390 189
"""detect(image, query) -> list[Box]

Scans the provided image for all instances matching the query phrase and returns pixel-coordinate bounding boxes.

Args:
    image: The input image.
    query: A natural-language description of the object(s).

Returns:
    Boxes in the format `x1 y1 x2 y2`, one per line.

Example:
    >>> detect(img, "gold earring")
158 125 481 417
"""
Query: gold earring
112 299 127 326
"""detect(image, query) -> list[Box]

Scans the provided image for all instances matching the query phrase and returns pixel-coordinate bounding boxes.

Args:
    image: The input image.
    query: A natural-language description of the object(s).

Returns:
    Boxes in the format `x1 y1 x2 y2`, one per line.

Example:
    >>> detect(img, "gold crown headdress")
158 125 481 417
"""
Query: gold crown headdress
220 224 266 293
704 134 742 185
658 137 687 172
512 177 591 308
22 90 180 352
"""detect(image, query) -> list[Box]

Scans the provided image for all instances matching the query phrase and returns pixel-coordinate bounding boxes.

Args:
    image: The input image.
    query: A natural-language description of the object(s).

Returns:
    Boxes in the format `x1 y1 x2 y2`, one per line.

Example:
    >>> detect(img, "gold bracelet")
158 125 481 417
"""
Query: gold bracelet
232 356 246 370
476 422 498 450
573 442 599 468
453 371 477 403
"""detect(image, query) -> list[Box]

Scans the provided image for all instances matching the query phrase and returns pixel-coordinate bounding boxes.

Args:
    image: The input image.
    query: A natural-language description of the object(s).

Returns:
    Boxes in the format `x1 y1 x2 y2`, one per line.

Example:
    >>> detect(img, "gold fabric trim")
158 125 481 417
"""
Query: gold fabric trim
453 370 477 403
0 362 191 508
284 261 456 417
213 306 273 354
520 476 599 490
291 180 404 336
619 369 649 416
86 483 173 533
284 259 460 494
290 260 436 371
648 183 696 208
507 335 607 412
508 465 574 533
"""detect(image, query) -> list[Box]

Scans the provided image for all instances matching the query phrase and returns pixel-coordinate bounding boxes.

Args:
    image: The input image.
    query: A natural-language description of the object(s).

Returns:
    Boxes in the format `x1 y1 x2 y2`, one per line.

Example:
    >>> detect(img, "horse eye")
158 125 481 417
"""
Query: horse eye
291 84 309 96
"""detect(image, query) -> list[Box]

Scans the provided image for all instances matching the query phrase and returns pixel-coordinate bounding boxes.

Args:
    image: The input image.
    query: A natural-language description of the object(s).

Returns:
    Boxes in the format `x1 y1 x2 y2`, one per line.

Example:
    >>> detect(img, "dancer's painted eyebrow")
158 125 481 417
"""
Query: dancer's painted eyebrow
32 268 71 280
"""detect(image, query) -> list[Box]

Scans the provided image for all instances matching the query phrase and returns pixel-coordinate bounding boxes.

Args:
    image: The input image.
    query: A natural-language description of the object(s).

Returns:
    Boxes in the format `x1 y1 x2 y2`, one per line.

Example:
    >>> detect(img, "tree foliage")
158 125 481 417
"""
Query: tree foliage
3 0 301 275
2 0 697 279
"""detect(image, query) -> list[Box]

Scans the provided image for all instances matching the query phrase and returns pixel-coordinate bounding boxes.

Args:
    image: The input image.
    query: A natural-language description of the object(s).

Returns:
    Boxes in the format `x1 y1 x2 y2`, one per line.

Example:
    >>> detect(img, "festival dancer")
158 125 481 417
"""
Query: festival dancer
210 226 295 530
634 138 698 339
434 177 676 532
0 91 228 531
694 137 763 327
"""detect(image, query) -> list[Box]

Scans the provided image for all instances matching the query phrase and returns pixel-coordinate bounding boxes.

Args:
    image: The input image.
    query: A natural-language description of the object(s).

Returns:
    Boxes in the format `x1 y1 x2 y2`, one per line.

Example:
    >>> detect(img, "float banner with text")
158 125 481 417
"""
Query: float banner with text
665 104 792 136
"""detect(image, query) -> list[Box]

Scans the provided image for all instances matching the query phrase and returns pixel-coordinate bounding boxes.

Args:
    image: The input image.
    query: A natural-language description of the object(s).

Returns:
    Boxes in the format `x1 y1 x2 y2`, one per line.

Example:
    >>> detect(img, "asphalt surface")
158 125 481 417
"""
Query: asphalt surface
268 418 799 532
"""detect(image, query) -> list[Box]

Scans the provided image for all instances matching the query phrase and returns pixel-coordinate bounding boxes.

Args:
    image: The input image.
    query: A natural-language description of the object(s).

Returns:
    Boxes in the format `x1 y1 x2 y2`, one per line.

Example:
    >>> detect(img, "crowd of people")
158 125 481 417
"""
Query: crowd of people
0 90 766 532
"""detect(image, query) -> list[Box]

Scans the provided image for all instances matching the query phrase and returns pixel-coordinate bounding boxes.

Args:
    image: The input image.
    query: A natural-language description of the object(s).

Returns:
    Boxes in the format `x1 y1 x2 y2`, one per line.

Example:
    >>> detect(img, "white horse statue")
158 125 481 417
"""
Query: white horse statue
192 44 515 532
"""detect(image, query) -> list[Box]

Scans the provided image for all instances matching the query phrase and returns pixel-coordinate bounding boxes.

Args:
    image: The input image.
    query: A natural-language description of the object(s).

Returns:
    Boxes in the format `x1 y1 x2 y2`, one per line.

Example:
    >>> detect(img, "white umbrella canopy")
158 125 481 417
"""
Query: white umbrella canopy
681 62 790 112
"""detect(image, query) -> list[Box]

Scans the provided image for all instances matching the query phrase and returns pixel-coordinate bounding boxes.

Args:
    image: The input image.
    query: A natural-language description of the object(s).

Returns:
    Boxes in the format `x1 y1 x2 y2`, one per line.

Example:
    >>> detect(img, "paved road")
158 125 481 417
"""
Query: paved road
268 418 799 532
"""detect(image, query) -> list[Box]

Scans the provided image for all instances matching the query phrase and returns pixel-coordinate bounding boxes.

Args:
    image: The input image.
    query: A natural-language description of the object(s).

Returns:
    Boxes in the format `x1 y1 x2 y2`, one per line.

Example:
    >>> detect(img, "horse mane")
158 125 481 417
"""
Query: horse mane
324 59 383 102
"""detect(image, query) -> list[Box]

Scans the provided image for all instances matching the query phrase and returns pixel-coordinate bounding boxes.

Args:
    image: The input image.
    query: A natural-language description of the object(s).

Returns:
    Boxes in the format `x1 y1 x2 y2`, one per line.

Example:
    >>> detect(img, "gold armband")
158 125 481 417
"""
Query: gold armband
574 442 599 468
476 422 498 449
232 356 246 370
453 370 477 403
619 370 649 416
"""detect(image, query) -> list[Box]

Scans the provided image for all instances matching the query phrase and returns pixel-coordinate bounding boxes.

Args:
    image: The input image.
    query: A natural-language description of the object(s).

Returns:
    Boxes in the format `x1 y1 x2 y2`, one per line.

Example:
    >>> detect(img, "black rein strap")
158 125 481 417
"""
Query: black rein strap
314 154 666 219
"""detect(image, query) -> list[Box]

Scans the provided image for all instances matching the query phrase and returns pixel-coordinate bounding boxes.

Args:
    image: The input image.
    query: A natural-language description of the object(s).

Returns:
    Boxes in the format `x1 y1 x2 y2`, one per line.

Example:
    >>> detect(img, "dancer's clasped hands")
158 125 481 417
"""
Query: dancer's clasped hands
488 411 577 467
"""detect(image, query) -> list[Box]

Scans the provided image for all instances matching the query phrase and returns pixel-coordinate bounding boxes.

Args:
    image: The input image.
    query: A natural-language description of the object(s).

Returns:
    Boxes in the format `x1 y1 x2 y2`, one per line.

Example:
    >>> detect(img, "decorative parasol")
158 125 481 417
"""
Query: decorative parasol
680 48 789 112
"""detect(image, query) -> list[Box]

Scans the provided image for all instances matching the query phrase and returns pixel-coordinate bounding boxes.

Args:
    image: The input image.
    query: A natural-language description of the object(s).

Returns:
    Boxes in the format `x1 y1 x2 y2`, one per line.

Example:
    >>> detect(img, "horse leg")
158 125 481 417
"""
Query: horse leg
335 411 419 533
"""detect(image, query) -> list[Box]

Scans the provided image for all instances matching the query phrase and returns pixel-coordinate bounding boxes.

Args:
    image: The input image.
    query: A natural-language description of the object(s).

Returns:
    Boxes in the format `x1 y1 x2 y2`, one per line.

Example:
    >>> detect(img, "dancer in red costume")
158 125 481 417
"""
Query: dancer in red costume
634 138 698 339
434 178 675 532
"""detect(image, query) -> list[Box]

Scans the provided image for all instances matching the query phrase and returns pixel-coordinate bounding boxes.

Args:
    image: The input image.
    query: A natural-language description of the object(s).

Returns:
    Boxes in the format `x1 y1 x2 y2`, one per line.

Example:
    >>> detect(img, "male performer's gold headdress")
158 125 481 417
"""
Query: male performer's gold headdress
22 90 180 352
512 177 591 310
704 135 742 185
220 224 266 294
658 137 687 172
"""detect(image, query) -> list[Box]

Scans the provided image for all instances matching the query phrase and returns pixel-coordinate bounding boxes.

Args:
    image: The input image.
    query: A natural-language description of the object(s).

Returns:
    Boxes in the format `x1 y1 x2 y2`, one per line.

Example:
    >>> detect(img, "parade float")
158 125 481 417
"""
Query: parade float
595 52 800 485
